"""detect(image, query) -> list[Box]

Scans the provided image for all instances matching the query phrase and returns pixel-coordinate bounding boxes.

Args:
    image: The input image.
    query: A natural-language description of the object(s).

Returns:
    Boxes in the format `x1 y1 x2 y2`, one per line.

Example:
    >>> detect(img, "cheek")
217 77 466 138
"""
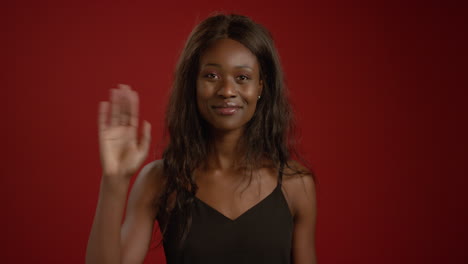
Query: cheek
196 81 213 116
196 80 214 99
196 81 207 103
240 85 261 105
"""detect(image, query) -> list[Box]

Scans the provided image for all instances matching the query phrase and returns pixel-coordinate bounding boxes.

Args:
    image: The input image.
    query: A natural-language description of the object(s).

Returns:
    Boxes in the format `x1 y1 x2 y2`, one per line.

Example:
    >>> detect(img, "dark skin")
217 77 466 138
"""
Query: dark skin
195 38 271 220
86 39 317 264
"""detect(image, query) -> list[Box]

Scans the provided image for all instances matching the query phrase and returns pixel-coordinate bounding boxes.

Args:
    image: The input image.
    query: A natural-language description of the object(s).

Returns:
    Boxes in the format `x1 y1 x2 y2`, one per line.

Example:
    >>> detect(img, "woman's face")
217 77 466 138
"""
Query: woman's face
196 38 263 132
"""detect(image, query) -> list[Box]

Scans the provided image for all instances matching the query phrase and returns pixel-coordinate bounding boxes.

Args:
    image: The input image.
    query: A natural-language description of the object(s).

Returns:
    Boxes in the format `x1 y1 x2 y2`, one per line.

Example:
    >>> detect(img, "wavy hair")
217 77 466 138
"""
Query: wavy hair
156 13 311 248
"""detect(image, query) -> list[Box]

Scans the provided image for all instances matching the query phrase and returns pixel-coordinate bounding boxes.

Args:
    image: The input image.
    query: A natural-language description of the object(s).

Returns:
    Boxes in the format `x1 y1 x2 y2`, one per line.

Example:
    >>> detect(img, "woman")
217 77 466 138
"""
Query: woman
86 14 317 264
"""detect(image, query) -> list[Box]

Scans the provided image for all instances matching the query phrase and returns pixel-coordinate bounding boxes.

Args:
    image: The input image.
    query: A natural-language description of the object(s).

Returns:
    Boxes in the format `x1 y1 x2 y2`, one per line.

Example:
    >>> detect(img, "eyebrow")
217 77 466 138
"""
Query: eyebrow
202 63 253 70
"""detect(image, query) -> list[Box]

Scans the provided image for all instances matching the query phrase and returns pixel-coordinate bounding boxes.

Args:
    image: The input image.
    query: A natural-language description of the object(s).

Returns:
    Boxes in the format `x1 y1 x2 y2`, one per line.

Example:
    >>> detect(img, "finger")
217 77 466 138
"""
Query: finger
118 84 132 126
98 101 109 132
139 120 152 155
110 89 120 126
118 83 131 90
129 90 139 127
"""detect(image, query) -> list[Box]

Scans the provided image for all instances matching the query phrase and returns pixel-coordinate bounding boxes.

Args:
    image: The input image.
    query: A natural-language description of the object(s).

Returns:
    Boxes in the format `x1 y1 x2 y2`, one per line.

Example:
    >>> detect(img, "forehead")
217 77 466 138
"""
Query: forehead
199 38 259 69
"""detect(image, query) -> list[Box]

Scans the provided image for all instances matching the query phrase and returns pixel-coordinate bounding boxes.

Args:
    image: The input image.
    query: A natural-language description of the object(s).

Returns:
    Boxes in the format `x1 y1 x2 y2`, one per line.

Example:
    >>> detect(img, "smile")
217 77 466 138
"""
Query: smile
212 106 241 115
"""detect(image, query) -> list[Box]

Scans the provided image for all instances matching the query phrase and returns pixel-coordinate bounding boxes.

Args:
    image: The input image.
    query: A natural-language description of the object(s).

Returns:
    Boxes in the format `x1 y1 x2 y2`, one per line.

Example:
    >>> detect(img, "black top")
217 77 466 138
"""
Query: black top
162 169 294 264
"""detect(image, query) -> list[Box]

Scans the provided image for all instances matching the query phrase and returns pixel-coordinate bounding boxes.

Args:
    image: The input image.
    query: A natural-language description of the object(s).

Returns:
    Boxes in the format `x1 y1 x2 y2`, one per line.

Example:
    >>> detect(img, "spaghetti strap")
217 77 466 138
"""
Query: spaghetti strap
163 159 294 264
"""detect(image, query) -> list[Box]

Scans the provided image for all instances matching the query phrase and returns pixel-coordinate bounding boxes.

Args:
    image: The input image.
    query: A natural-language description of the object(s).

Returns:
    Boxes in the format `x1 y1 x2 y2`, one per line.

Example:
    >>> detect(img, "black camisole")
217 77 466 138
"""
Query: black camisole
162 168 293 264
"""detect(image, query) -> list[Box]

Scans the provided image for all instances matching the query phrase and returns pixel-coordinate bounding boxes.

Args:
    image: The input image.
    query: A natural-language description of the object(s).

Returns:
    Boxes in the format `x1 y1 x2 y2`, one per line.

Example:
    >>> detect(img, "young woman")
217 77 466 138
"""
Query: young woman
86 14 317 264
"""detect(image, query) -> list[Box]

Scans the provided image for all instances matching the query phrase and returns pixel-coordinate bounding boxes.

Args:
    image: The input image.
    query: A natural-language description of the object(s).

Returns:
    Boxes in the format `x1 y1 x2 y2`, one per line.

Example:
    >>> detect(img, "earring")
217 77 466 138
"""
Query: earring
258 95 261 99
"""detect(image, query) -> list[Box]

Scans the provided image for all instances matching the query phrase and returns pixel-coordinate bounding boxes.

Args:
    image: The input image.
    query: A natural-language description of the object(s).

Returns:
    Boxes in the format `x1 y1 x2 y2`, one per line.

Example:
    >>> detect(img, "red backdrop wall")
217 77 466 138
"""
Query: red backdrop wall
2 1 467 263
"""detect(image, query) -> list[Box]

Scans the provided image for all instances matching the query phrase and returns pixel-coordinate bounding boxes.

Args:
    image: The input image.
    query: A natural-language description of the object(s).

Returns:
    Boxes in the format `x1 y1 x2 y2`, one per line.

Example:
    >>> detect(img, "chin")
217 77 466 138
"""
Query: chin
199 109 253 133
205 118 248 133
210 123 245 133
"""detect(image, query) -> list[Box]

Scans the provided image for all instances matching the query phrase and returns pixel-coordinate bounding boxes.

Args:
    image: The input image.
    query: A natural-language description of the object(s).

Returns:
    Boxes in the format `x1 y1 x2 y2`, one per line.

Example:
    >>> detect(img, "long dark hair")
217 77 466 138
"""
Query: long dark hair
156 13 312 247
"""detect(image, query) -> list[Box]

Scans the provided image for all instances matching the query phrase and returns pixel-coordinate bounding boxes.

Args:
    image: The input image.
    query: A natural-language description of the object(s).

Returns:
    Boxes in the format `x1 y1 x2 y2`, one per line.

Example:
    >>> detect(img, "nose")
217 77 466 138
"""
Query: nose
217 78 237 98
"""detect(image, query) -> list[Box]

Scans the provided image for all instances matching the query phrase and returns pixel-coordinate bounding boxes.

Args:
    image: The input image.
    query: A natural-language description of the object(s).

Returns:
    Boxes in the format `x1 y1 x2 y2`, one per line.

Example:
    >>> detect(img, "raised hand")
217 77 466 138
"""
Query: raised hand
98 84 151 180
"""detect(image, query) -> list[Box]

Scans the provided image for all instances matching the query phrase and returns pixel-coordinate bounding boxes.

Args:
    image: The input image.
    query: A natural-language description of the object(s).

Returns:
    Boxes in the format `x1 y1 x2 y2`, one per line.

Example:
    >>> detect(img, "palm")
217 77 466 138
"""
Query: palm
98 84 151 178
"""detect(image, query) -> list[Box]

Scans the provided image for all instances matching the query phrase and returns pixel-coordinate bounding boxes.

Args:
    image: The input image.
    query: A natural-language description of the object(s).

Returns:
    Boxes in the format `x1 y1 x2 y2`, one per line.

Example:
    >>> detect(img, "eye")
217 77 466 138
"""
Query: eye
237 75 250 81
205 73 219 79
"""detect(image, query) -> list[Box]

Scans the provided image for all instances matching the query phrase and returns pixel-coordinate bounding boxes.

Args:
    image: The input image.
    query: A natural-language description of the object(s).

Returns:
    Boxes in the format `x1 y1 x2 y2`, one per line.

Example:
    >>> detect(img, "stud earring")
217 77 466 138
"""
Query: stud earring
258 95 261 99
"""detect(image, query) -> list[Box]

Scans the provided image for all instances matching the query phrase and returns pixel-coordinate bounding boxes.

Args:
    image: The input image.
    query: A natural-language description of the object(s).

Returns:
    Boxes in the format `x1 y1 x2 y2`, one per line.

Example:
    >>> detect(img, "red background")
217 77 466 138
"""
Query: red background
2 1 467 263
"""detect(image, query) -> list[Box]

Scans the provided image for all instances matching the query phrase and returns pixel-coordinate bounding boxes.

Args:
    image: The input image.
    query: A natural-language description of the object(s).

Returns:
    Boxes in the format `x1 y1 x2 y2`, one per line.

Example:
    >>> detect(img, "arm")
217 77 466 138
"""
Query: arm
85 174 130 264
120 160 164 264
86 161 163 264
86 84 154 263
290 174 318 264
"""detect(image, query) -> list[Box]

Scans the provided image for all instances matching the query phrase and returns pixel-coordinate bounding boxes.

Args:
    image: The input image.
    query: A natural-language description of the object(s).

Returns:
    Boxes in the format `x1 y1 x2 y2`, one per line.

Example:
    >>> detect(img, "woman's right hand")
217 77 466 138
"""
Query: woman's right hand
98 84 151 181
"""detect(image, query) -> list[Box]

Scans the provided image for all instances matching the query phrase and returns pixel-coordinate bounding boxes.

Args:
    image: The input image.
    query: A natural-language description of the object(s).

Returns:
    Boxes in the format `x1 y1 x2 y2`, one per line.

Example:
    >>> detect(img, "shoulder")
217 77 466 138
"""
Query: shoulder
135 159 165 189
282 161 318 263
139 159 164 180
128 159 166 211
281 160 317 219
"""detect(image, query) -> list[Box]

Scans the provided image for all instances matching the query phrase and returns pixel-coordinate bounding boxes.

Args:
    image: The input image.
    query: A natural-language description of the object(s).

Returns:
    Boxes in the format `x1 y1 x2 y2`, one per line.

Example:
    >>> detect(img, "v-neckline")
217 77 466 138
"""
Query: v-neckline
194 183 280 222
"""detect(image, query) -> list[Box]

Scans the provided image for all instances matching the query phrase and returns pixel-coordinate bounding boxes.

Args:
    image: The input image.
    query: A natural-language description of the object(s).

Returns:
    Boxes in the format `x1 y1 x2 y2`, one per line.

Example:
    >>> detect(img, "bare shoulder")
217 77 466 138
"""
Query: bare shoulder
282 160 316 192
281 160 317 219
128 159 166 212
136 159 165 186
134 159 165 190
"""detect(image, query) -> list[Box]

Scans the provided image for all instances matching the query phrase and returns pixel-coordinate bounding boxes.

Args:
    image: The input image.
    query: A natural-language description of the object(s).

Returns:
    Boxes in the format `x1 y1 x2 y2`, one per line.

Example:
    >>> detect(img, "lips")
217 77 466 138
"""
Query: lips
212 102 242 115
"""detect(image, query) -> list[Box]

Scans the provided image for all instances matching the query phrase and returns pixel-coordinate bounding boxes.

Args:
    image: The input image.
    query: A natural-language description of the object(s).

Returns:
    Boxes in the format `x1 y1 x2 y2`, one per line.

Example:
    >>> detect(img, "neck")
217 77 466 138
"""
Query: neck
205 128 245 170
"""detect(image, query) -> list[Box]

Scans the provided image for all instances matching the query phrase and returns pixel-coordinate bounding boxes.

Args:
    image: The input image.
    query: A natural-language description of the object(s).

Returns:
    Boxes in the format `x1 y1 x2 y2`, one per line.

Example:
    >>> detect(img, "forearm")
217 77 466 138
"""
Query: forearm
86 175 130 264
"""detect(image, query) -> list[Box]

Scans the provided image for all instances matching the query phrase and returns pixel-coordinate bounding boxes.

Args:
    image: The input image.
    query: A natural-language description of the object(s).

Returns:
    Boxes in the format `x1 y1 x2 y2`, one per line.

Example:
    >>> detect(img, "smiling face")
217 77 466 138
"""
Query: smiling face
196 38 263 133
